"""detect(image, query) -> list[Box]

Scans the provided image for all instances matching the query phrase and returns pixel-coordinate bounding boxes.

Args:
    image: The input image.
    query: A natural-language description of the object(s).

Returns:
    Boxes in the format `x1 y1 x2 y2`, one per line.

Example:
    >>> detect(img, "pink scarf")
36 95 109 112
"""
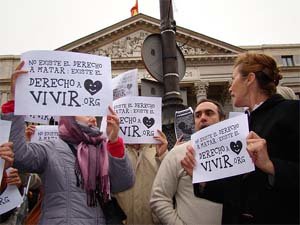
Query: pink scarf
58 116 110 206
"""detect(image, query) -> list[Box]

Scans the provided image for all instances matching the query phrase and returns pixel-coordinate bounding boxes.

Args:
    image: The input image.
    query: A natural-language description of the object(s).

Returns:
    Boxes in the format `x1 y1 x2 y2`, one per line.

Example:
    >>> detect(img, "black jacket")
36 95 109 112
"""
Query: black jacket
243 94 299 224
194 95 299 224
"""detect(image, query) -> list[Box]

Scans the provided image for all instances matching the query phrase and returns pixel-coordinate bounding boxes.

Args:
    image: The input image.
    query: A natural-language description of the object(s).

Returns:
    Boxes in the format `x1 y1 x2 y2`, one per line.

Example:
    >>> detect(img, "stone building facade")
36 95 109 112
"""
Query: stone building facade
1 14 299 113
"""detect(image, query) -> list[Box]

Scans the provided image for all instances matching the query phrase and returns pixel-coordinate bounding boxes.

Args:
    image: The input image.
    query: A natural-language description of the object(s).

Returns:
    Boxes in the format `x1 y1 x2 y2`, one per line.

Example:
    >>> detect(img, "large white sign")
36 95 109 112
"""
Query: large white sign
0 170 23 215
15 50 112 116
113 96 162 144
30 126 59 142
112 69 138 100
192 114 255 183
0 120 12 184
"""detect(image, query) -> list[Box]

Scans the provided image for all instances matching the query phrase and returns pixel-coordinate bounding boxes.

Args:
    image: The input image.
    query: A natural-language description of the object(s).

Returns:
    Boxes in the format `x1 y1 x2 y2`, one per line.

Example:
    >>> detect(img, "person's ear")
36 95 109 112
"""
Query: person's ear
247 72 256 86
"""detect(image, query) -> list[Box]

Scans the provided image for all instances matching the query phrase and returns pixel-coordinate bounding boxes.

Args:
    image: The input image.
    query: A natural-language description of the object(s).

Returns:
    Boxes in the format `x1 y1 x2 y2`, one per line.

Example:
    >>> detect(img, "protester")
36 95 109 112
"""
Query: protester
150 99 225 225
0 142 22 224
1 61 135 225
181 53 299 224
228 52 299 224
276 85 298 100
114 130 168 225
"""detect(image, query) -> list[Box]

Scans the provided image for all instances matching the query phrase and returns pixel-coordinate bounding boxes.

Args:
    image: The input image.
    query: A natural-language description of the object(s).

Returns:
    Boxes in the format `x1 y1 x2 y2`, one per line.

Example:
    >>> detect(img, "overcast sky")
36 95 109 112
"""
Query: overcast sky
1 0 299 55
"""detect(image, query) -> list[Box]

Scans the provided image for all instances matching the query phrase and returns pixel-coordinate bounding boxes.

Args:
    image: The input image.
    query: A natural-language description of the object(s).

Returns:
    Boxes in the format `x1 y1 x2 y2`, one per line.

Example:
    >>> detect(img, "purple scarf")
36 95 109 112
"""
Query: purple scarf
58 116 110 206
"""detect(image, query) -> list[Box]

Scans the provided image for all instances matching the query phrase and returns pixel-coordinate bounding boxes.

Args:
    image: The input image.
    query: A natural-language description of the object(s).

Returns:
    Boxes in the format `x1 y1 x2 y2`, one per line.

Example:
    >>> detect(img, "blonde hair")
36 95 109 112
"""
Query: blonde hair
276 86 298 100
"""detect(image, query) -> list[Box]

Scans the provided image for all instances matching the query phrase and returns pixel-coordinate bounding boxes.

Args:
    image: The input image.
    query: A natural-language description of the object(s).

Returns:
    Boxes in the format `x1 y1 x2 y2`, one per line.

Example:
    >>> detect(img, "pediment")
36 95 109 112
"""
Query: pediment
57 14 245 61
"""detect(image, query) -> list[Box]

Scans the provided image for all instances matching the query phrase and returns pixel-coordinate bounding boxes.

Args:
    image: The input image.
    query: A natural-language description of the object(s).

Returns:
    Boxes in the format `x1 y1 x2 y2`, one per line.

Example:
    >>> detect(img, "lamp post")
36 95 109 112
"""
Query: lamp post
159 0 185 146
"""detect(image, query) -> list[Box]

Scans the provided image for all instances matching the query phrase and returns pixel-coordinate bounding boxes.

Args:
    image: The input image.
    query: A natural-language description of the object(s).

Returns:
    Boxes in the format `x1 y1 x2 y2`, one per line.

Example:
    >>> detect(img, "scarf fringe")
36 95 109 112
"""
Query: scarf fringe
74 159 110 207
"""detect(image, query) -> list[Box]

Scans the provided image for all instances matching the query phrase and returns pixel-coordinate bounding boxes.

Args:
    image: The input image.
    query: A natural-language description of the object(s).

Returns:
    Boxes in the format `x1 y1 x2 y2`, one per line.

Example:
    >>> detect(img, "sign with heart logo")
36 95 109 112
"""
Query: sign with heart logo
175 107 195 142
112 96 162 144
230 141 242 155
191 114 255 183
143 117 155 128
16 51 112 116
112 69 138 100
84 79 102 95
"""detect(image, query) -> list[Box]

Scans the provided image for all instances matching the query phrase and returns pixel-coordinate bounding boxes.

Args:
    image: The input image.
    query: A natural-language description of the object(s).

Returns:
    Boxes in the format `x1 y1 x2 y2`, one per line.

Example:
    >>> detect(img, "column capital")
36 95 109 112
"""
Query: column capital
194 81 209 102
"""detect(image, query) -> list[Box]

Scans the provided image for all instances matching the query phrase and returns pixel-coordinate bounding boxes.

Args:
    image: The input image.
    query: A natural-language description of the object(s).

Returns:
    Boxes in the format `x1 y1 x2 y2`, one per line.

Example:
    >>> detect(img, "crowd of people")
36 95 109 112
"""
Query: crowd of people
0 52 299 225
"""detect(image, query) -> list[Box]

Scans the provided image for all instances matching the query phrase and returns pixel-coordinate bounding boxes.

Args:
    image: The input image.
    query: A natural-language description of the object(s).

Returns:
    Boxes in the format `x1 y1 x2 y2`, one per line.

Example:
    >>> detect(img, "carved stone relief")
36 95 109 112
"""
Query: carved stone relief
88 31 210 59
88 31 150 58
178 42 209 55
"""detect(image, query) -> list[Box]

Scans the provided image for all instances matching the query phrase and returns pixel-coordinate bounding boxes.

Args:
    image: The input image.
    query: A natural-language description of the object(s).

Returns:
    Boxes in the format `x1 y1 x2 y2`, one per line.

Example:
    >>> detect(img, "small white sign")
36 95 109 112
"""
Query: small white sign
192 114 255 183
0 120 12 184
0 176 23 215
112 69 138 100
25 115 59 125
30 126 59 142
15 50 112 116
174 107 195 142
113 96 162 144
0 120 11 144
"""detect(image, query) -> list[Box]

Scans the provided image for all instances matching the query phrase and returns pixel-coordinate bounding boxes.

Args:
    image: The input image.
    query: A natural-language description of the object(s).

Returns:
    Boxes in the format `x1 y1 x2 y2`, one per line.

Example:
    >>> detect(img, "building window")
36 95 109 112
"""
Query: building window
281 55 295 66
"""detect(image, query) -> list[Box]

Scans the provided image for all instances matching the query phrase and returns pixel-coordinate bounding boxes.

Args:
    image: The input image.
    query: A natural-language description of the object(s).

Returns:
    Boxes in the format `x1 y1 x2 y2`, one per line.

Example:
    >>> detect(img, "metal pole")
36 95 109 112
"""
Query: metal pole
159 0 185 147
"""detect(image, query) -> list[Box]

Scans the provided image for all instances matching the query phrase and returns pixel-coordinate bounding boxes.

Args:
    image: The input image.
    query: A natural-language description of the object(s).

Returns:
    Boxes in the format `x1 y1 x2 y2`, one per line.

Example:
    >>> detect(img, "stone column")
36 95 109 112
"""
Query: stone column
0 91 8 107
194 81 209 103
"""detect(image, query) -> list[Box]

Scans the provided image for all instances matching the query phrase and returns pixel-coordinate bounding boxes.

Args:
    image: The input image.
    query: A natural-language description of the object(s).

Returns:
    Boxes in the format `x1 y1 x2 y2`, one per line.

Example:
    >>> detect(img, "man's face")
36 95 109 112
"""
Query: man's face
194 101 221 131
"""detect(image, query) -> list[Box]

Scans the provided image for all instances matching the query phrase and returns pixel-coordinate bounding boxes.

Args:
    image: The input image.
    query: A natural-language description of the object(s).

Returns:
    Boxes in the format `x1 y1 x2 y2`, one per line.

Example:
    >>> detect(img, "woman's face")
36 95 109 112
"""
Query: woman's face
229 66 249 107
75 116 97 127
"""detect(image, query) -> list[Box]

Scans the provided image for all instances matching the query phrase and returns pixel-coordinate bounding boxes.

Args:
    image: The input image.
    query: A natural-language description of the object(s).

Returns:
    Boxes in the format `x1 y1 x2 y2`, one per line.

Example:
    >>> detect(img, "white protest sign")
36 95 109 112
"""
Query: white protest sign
192 114 254 183
229 112 244 118
25 115 59 125
0 120 12 184
30 126 59 142
0 120 11 144
0 170 23 215
112 69 138 100
174 107 195 142
15 50 112 116
113 96 162 144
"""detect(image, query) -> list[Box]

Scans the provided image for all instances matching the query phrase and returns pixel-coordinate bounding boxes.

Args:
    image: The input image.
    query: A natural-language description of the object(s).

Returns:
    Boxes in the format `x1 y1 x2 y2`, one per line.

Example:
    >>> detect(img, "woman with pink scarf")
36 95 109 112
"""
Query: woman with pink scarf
1 62 134 225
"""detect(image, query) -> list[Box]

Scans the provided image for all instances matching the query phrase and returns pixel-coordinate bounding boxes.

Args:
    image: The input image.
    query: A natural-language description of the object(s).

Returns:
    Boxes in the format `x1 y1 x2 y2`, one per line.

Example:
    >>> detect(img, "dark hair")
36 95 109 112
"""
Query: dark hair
195 99 226 120
234 52 282 96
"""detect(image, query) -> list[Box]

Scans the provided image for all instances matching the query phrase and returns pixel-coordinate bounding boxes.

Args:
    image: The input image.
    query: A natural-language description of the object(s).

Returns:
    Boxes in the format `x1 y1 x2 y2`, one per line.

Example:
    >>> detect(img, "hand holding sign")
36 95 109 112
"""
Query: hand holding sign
106 106 120 143
0 169 23 215
9 61 28 101
153 130 168 157
4 168 22 187
192 114 255 183
247 131 275 175
0 142 14 170
180 145 197 177
25 124 36 142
